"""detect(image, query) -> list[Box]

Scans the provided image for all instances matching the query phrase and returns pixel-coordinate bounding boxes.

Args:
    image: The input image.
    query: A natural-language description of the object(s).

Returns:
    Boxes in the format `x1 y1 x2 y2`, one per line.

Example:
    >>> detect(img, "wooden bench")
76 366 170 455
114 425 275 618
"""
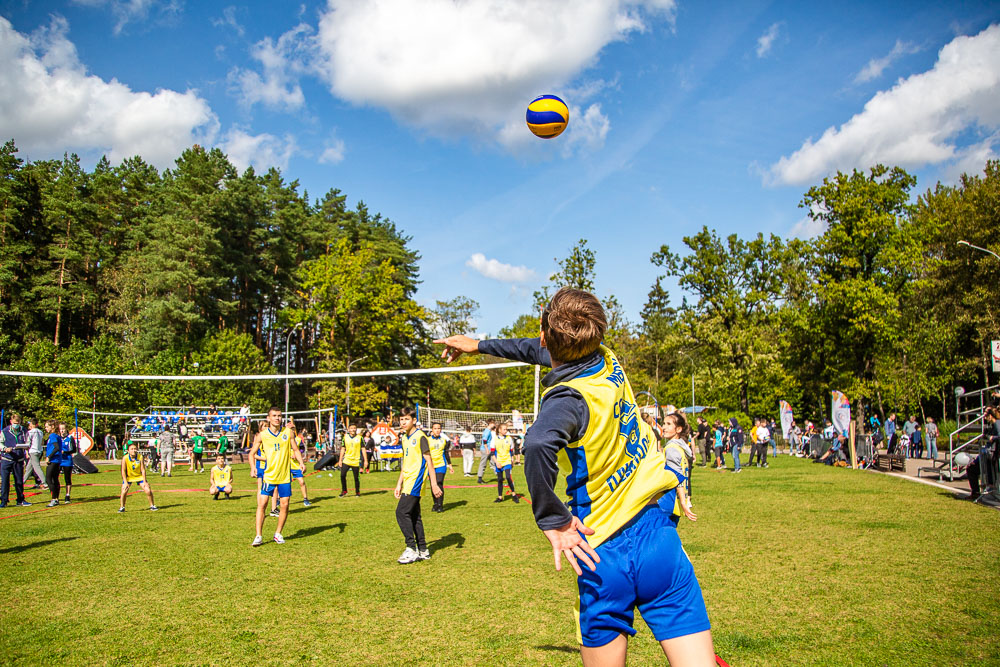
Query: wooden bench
875 453 905 472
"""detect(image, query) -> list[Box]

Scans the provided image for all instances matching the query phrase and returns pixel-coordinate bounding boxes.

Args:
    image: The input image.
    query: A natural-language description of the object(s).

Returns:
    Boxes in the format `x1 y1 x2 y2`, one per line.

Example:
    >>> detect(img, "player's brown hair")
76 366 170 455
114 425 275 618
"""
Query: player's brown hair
664 412 690 440
541 287 607 363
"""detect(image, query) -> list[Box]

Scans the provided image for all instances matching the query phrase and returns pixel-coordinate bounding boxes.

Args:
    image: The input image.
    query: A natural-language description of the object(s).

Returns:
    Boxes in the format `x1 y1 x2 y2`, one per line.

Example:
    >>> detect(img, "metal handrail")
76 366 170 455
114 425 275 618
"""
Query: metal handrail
948 413 987 481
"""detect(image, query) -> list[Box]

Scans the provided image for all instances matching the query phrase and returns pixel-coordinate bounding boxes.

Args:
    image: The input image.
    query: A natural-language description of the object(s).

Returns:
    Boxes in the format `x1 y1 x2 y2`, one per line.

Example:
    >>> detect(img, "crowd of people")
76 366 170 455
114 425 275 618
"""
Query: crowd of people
0 415 79 508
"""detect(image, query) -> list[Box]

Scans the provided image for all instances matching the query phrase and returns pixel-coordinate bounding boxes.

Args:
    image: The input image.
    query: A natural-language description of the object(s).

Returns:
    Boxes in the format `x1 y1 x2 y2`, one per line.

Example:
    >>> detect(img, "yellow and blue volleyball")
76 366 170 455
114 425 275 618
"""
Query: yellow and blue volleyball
526 95 569 139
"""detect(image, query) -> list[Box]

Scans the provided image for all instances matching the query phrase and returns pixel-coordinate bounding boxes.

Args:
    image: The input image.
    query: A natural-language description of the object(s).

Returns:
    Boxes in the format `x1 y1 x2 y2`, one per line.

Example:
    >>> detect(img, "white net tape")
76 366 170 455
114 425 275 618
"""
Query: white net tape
419 406 535 437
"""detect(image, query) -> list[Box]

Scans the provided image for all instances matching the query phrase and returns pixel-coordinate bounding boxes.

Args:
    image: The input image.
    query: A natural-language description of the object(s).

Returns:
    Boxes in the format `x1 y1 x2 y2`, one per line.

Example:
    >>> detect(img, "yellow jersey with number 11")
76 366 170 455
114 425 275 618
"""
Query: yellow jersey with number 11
261 427 293 485
211 464 232 487
400 429 429 496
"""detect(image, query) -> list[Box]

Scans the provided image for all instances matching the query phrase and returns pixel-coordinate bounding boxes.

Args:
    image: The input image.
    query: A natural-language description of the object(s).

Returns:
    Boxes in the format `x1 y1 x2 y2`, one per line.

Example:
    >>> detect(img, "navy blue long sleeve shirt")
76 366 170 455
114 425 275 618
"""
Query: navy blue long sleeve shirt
478 337 604 532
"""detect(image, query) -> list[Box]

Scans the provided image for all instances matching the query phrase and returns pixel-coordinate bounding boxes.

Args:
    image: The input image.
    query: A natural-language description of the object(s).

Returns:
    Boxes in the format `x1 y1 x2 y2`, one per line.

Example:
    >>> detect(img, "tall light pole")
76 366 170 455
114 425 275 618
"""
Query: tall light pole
346 356 368 418
284 323 303 416
958 240 1000 261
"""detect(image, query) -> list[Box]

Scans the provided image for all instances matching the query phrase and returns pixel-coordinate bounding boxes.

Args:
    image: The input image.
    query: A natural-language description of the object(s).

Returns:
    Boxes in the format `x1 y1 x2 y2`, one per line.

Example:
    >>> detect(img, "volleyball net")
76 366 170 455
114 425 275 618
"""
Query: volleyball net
418 406 535 437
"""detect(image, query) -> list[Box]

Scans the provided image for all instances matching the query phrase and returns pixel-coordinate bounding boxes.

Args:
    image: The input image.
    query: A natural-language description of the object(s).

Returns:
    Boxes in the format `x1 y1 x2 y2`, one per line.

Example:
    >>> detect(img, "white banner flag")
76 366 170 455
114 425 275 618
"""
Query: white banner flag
831 391 851 437
779 400 794 440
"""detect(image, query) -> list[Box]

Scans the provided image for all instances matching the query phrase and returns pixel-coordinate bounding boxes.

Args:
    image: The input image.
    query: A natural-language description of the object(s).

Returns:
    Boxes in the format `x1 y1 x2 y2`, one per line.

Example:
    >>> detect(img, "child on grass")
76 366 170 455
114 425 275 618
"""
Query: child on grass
120 442 158 512
210 455 233 499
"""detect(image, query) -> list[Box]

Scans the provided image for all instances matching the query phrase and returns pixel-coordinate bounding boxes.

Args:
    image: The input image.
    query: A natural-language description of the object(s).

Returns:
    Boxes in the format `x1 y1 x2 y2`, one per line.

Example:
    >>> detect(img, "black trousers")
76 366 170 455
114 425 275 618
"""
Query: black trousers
0 458 25 504
341 465 360 494
433 471 446 510
496 467 515 497
701 438 712 465
46 462 61 499
395 493 425 551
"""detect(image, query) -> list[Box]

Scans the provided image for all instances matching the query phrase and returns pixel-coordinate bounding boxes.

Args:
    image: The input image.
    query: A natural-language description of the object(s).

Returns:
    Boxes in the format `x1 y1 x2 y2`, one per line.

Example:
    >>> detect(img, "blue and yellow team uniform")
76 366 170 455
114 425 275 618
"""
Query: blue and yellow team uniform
211 464 232 491
660 438 693 525
427 434 449 474
342 434 363 467
493 434 513 471
260 427 293 498
290 435 304 479
254 436 267 477
400 429 429 496
123 453 145 486
541 345 709 647
60 435 75 468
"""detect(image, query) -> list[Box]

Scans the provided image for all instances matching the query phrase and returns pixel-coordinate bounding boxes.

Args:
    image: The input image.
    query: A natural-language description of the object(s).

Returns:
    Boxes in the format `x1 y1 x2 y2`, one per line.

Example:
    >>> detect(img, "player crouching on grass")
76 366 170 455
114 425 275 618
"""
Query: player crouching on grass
436 287 716 666
394 407 442 564
119 442 158 512
210 455 233 499
252 408 305 547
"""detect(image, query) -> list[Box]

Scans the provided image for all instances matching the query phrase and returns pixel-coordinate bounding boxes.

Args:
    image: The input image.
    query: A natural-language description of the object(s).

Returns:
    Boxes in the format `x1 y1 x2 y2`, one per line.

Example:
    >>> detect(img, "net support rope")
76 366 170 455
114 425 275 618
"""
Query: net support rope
0 360 528 381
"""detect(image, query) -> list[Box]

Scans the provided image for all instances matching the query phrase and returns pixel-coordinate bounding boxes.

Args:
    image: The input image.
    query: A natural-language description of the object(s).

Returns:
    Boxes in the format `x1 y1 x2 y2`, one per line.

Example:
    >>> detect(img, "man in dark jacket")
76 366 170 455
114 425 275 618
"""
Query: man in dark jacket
1 413 31 507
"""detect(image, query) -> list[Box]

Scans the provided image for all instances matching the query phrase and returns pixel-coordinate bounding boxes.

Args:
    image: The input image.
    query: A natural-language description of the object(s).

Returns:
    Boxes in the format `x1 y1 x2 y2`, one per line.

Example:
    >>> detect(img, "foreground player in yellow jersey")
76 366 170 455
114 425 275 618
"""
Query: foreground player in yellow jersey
436 288 715 666
394 407 442 564
119 442 157 512
252 408 306 547
210 454 233 500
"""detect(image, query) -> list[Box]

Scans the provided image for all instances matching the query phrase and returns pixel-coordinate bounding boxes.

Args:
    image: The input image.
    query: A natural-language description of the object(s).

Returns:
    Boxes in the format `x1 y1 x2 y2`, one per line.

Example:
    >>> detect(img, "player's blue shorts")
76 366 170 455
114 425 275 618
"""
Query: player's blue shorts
291 468 304 479
435 465 447 474
255 463 266 476
212 486 227 493
500 464 512 472
575 504 710 647
124 480 146 488
261 482 291 498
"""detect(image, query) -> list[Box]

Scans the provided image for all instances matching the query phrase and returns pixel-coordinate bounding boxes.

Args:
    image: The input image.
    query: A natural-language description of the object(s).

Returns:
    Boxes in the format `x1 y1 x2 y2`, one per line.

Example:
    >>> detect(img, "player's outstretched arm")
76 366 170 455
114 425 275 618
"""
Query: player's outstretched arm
542 517 600 576
433 335 480 363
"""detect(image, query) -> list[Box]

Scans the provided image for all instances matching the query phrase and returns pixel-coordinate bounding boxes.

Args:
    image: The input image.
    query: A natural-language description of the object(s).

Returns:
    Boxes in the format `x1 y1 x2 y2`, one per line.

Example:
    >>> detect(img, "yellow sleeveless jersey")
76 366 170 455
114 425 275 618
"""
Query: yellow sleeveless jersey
544 345 680 548
427 434 448 469
494 434 513 468
342 434 362 466
124 454 143 482
400 429 429 496
261 427 293 485
211 465 232 487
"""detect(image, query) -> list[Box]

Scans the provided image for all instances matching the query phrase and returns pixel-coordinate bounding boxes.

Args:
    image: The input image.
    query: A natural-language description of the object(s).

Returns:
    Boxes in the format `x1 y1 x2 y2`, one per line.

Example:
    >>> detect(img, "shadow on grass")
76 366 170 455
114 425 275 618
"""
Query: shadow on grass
536 645 577 654
358 490 387 496
288 522 347 539
441 500 468 511
428 532 465 551
0 536 79 554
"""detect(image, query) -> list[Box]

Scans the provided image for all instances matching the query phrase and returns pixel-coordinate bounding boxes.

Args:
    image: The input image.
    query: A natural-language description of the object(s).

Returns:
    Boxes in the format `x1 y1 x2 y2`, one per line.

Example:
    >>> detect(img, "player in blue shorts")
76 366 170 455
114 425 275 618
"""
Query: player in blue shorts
249 420 278 517
437 288 715 665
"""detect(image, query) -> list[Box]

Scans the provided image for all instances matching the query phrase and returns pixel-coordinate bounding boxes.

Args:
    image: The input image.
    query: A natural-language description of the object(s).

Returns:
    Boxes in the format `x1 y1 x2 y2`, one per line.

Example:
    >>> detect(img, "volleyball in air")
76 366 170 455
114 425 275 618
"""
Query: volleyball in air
526 94 569 139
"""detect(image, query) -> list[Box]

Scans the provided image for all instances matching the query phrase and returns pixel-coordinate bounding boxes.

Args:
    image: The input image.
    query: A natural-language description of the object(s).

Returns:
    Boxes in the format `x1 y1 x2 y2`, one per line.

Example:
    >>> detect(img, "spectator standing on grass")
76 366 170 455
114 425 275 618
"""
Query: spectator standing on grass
477 418 496 485
755 420 770 468
104 432 118 461
885 413 898 453
746 419 760 467
728 417 743 472
713 421 725 469
459 425 476 477
926 418 939 460
696 417 710 467
0 413 30 508
768 419 778 458
158 427 176 477
57 422 76 504
903 416 918 458
44 421 62 506
23 418 47 489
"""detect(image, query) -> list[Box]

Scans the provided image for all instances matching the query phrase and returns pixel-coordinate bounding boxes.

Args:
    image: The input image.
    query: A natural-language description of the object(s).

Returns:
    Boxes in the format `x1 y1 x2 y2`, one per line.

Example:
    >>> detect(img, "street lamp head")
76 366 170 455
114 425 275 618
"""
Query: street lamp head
957 240 971 247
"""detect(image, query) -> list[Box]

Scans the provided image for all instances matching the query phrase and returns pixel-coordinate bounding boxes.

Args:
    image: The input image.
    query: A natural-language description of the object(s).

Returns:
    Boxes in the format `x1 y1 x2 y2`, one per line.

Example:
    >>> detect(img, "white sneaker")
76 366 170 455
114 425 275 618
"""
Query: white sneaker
273 533 285 544
397 547 419 564
251 535 263 547
418 549 431 561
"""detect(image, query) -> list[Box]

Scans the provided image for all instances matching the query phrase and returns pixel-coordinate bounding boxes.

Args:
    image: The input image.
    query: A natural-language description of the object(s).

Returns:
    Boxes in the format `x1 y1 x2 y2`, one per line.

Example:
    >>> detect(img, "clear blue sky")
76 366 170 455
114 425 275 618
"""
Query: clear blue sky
2 1 998 335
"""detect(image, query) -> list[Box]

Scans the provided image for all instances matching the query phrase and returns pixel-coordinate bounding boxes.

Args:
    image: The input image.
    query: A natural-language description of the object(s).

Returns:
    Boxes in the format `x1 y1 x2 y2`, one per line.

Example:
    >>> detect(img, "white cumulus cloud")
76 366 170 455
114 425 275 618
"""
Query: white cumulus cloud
768 24 1000 186
72 0 181 35
854 39 921 83
318 134 346 164
229 23 314 111
313 0 675 150
466 253 537 283
0 15 216 169
220 127 297 173
756 22 781 58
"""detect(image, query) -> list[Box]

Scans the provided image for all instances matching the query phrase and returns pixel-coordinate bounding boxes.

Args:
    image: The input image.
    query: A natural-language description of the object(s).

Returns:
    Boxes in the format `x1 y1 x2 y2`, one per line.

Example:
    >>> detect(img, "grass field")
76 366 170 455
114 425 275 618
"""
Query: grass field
1 456 999 666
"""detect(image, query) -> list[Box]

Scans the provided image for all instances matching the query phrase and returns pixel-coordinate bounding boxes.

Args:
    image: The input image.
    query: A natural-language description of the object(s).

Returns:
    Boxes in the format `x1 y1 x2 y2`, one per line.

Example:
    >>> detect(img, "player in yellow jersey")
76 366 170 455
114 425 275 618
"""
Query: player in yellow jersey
491 421 519 504
210 454 233 500
394 406 442 564
119 441 157 512
436 288 715 666
251 407 305 547
289 431 312 507
337 423 368 496
249 420 279 517
427 421 453 512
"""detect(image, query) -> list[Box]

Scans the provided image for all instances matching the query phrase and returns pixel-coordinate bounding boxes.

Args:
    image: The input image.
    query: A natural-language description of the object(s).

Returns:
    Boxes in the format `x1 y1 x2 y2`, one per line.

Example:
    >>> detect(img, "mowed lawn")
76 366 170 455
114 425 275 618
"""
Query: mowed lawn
1 456 998 666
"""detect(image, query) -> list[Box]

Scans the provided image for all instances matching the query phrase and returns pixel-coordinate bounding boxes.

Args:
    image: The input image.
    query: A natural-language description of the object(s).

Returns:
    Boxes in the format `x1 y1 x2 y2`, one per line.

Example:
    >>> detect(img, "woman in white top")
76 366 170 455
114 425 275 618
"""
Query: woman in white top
459 426 477 477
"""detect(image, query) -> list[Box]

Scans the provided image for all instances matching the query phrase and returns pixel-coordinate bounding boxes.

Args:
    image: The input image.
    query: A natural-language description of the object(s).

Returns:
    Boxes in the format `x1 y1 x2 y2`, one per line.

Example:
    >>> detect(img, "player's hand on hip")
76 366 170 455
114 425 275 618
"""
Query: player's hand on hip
432 335 480 363
542 516 600 576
